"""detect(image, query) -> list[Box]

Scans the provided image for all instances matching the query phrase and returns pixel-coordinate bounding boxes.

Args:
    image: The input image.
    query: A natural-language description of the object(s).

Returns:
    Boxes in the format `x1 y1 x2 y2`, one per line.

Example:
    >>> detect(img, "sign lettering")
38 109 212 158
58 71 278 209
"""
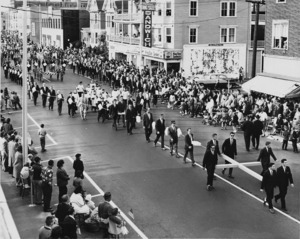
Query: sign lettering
143 11 152 48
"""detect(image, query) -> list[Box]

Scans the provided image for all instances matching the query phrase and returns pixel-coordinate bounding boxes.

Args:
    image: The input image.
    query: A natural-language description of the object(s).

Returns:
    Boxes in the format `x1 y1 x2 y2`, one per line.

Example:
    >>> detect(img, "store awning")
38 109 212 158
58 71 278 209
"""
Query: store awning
242 75 300 98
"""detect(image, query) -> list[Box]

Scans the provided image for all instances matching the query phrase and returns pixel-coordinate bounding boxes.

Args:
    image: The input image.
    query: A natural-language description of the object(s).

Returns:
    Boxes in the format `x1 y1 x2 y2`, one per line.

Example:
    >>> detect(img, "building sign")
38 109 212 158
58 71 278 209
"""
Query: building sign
142 47 164 58
31 22 36 37
164 51 182 59
143 11 152 48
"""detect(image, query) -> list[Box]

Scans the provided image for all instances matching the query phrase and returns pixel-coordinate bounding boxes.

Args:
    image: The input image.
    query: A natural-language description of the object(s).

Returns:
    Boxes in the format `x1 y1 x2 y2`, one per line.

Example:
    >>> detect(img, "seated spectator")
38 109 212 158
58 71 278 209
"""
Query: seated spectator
108 208 128 238
62 207 78 239
49 225 63 239
70 186 90 215
85 194 96 211
73 170 83 189
55 194 72 226
38 216 54 239
20 162 30 188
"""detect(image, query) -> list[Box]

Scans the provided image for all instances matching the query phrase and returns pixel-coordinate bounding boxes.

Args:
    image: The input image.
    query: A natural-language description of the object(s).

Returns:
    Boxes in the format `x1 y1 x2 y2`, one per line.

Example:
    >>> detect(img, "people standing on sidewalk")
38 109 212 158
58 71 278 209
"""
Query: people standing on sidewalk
32 156 43 205
13 145 23 186
274 159 294 212
55 194 72 226
260 163 277 214
42 160 54 212
257 141 277 175
56 160 70 204
154 114 166 150
221 132 237 179
291 128 300 153
183 128 196 166
38 124 47 152
38 216 54 239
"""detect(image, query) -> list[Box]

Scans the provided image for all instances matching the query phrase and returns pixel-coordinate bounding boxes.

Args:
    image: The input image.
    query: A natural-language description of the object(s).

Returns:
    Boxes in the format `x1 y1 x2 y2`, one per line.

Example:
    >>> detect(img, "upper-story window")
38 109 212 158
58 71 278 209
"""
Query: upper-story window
166 2 172 16
189 27 197 43
166 27 172 43
220 27 236 43
190 0 198 16
221 1 236 17
272 20 288 49
276 0 286 3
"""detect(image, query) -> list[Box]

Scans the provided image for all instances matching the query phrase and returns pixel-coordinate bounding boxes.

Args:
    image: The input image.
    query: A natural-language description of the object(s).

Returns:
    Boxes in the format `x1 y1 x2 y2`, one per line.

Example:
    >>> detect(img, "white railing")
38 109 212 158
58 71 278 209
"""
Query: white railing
113 13 140 21
108 34 140 45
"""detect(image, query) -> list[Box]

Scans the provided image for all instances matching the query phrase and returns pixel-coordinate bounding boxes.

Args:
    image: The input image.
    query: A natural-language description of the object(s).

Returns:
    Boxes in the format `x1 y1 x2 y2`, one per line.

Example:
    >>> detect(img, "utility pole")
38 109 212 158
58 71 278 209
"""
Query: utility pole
22 0 28 166
246 0 265 78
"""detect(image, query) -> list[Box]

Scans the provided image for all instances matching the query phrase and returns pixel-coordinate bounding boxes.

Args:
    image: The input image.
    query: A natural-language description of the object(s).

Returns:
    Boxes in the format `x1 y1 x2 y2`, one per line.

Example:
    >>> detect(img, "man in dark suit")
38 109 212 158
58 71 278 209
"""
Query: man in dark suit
48 86 56 111
257 141 277 175
154 114 166 150
109 99 119 130
206 133 221 156
183 128 196 166
168 120 180 157
260 163 277 214
56 160 70 203
203 145 219 191
125 104 134 135
73 153 84 178
62 207 78 239
252 115 264 150
241 115 254 151
274 159 294 211
40 83 49 108
55 195 72 226
143 107 153 142
222 132 237 178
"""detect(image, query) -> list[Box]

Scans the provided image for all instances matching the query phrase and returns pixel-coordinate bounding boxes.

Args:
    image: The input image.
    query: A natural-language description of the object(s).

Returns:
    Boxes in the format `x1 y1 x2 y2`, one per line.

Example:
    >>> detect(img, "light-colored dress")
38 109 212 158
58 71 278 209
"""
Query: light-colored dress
13 151 23 179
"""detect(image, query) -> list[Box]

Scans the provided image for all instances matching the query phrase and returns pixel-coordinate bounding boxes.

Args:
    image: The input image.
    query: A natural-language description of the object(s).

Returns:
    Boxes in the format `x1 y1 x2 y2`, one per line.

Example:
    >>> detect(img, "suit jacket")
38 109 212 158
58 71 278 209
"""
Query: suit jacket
241 120 254 135
48 89 56 101
109 104 118 118
73 159 84 173
155 119 165 133
62 215 77 239
222 138 237 158
56 168 69 187
206 139 221 156
125 108 134 120
168 126 178 141
257 147 277 167
277 166 293 188
41 86 49 96
253 120 264 135
261 169 277 191
202 150 218 170
143 112 153 128
184 133 194 150
55 202 72 225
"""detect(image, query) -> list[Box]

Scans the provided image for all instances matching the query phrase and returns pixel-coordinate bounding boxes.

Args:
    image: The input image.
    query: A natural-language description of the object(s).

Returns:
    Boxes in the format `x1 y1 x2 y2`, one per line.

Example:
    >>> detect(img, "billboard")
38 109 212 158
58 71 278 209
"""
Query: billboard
143 10 152 48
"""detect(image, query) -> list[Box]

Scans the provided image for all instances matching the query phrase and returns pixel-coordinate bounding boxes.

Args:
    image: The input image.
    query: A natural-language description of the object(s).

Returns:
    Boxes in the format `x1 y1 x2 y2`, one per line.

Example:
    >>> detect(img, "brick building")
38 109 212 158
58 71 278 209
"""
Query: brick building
242 0 300 99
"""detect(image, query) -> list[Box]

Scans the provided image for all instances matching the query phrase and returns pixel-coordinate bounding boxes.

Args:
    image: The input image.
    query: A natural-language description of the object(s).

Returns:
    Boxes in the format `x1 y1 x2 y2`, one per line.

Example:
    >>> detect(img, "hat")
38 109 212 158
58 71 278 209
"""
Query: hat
75 153 81 158
281 159 287 163
268 163 275 168
171 120 176 124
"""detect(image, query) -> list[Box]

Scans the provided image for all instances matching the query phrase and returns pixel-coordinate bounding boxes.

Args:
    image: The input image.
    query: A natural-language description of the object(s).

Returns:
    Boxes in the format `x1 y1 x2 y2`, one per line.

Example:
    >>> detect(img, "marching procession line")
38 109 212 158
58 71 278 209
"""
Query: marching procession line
41 155 148 239
155 141 300 225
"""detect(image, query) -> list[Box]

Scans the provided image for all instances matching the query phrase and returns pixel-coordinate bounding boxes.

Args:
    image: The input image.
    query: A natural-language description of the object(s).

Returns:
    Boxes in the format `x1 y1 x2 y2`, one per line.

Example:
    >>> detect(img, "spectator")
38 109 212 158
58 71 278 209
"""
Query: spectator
13 145 23 186
38 216 54 239
38 124 47 152
56 159 70 203
73 170 83 189
55 194 72 226
49 225 63 239
32 156 43 205
70 186 90 215
73 153 84 178
62 207 78 239
42 160 54 212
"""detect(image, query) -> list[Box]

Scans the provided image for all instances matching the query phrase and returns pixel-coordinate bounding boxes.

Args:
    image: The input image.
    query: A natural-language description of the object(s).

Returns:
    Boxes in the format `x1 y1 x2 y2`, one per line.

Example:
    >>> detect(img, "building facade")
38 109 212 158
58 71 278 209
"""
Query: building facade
41 7 90 49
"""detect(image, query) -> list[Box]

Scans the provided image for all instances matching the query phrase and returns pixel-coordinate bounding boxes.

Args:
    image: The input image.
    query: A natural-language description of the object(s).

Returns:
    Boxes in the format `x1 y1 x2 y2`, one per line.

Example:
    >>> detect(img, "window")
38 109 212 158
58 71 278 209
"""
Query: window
156 3 162 16
272 20 288 49
220 27 236 43
276 0 286 2
166 27 172 43
189 28 197 43
221 1 236 17
166 2 172 16
158 28 162 42
190 0 197 16
58 19 60 29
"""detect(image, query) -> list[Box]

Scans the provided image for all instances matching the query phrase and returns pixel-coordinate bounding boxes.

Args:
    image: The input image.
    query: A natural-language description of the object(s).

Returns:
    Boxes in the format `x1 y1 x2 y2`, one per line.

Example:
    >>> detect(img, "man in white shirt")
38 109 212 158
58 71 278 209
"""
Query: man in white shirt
76 81 84 97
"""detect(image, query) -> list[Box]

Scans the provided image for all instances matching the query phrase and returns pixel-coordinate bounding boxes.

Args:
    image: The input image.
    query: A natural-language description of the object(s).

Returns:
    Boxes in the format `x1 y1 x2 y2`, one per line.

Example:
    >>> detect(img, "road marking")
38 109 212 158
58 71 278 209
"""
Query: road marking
91 194 102 198
43 156 148 239
27 113 58 145
155 140 300 225
1 110 23 114
35 143 57 150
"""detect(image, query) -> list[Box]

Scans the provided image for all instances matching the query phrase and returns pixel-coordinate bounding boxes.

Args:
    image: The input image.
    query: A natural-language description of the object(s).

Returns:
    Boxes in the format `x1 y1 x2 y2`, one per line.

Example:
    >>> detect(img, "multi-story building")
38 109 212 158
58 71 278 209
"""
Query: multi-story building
1 12 8 31
83 0 106 47
104 0 258 79
243 0 300 98
41 7 90 49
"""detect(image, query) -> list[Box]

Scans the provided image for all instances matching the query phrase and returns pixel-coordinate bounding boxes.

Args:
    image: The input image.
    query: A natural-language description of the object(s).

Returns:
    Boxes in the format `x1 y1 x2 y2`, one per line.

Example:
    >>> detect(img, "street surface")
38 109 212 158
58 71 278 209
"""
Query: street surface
1 68 300 239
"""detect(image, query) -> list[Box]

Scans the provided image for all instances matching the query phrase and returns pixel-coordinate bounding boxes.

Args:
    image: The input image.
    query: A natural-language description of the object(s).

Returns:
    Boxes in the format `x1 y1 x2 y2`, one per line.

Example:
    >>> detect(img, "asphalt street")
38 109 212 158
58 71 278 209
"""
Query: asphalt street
1 68 300 239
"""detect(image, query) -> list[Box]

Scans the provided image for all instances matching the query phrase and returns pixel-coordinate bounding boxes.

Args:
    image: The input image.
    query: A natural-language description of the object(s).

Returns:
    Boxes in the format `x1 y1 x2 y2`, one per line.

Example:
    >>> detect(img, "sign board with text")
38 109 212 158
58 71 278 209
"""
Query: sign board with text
143 11 152 48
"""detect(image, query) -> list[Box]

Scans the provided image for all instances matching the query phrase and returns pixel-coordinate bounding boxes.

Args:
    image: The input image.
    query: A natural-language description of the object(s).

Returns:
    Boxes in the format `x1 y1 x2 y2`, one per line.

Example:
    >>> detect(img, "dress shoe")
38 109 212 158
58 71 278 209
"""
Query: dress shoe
210 186 215 190
228 175 234 179
222 169 225 175
192 163 196 167
206 185 211 191
281 208 288 212
269 208 275 214
183 158 187 164
263 200 267 206
274 196 278 203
